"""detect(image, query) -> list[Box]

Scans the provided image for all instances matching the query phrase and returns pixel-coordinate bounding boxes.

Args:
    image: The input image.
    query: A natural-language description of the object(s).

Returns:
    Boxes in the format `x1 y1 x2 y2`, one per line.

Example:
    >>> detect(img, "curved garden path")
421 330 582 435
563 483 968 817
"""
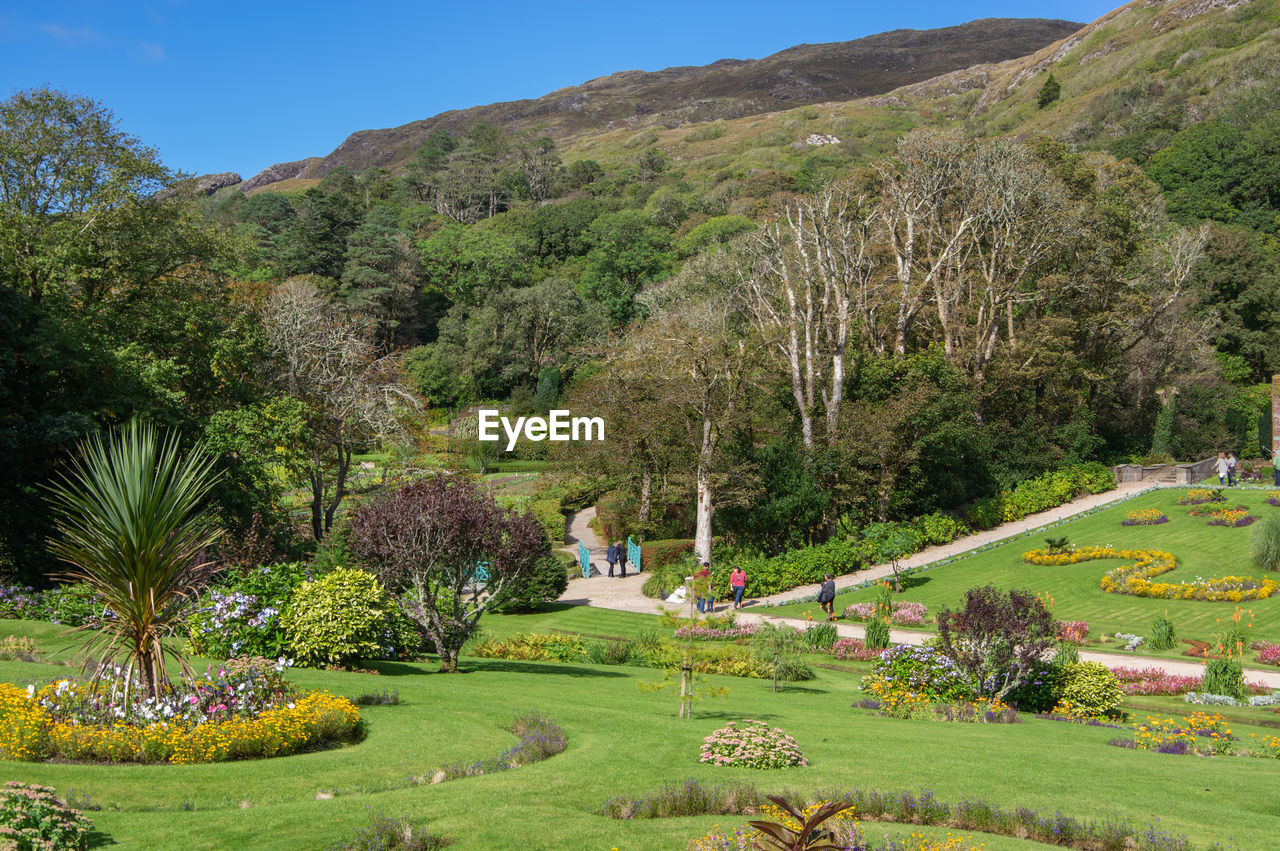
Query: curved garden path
556 481 1280 687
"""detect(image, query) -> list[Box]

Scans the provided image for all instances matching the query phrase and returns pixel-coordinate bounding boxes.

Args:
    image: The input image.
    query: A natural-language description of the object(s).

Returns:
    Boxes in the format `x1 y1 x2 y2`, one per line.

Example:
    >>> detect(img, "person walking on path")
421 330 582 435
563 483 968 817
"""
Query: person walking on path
694 562 712 614
730 566 747 609
1216 451 1230 485
618 540 629 578
606 541 620 578
1227 451 1238 486
818 574 836 620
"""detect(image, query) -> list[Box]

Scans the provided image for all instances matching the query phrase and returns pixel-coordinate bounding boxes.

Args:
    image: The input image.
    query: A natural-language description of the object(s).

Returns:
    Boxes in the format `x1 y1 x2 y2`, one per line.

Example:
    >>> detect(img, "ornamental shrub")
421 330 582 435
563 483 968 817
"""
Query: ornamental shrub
1058 662 1123 717
189 561 311 659
641 539 696 570
488 555 569 613
863 616 890 650
800 622 837 652
526 497 567 547
698 720 806 769
1251 514 1280 572
862 644 971 701
935 586 1057 699
1203 656 1247 700
918 511 969 546
282 568 419 667
472 632 587 663
0 782 93 850
1150 614 1177 651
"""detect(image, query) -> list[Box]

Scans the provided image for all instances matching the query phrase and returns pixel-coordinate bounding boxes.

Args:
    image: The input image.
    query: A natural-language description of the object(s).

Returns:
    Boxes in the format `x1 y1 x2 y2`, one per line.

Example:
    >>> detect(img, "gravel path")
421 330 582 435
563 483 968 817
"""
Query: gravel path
554 481 1280 685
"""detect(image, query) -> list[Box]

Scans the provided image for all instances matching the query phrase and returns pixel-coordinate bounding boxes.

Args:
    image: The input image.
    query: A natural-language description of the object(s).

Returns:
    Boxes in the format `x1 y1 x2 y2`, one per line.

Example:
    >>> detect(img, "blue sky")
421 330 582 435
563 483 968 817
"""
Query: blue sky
1 1 1118 179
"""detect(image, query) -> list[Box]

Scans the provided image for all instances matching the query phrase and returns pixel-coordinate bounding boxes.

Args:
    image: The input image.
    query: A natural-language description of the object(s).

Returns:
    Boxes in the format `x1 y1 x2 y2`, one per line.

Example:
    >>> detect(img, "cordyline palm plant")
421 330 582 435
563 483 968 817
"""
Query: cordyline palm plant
45 421 223 700
749 795 855 850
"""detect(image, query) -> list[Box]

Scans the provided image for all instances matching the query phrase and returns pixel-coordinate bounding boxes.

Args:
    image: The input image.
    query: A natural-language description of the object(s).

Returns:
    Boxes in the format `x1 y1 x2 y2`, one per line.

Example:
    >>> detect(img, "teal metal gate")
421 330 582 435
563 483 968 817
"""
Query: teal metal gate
627 536 642 573
578 541 590 577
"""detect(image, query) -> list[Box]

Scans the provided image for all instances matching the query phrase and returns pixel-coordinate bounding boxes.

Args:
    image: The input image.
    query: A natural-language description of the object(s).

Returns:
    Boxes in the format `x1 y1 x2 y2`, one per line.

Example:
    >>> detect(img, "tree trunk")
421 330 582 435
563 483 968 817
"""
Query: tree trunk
309 467 325 541
694 420 715 565
638 464 653 528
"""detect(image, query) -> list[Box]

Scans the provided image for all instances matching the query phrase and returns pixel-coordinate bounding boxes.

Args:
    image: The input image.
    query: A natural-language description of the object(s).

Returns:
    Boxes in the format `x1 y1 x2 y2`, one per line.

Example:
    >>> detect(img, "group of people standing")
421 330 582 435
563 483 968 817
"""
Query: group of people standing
689 562 750 613
1216 451 1239 486
605 540 629 577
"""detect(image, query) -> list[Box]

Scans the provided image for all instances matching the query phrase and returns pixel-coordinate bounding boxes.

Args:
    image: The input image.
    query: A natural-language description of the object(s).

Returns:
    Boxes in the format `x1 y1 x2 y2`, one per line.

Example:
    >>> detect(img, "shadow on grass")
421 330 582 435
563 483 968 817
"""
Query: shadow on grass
686 710 781 721
86 829 116 848
461 659 629 678
777 684 828 694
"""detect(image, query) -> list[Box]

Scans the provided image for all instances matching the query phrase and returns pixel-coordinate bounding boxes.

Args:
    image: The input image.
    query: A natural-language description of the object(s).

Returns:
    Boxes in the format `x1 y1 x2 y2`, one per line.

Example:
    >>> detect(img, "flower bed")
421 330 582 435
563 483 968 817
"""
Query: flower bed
1022 545 1280 602
832 638 881 662
1111 667 1202 695
843 601 928 626
1121 508 1168 526
860 645 971 703
0 660 361 764
672 623 758 640
699 720 806 769
1207 508 1258 528
1178 488 1225 506
1257 641 1280 666
1267 491 1280 507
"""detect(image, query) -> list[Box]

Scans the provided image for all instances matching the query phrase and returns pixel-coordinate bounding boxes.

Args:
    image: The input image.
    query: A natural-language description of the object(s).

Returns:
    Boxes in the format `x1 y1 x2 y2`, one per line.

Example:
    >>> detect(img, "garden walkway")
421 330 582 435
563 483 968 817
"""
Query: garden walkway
559 481 1154 613
556 480 1280 686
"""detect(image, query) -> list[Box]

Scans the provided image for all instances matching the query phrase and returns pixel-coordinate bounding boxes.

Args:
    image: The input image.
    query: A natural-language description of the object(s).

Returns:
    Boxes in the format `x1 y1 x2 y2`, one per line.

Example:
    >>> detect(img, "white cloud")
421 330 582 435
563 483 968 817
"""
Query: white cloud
37 23 104 47
137 41 164 62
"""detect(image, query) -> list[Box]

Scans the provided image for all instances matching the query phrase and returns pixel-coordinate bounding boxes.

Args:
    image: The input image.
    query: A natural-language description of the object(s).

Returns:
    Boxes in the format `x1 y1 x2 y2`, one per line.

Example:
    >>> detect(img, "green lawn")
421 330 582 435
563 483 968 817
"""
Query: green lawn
768 488 1280 659
3 606 1280 848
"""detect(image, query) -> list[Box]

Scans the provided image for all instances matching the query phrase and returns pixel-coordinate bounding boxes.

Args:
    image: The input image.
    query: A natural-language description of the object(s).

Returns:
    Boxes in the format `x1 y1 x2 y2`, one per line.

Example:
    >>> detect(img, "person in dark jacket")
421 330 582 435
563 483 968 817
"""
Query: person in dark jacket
617 540 629 578
606 542 619 577
818 574 836 620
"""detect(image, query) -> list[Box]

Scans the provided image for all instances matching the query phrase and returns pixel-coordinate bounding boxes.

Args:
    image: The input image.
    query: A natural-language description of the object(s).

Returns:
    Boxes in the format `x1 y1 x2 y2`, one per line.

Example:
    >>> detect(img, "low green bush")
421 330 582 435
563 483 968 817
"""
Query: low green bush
526 497 567 547
642 539 696 570
1203 656 1247 700
488 556 569 613
1149 614 1177 651
864 616 890 650
1059 662 1123 716
801 622 838 652
281 568 420 667
1251 513 1280 572
917 511 970 546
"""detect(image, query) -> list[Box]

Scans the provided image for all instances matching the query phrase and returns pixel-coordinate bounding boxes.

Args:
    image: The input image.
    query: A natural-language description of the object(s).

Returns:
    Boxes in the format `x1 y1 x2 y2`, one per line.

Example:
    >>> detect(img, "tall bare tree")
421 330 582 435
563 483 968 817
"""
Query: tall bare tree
746 182 879 449
261 278 415 540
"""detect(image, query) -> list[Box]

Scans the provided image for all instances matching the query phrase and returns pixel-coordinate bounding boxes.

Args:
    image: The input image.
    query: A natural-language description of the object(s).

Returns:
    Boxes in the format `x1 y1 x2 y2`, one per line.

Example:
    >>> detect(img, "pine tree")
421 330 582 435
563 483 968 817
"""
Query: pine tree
1037 74 1062 109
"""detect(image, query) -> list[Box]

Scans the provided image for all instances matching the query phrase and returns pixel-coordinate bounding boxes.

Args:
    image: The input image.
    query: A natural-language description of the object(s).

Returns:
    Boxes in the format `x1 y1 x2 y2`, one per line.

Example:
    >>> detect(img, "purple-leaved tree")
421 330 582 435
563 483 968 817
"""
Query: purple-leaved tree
347 473 544 672
935 585 1057 700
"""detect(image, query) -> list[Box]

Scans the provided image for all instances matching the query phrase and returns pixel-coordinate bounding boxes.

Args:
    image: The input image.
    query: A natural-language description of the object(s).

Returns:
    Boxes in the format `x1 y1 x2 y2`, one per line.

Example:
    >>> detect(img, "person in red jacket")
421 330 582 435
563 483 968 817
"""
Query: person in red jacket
729 566 747 609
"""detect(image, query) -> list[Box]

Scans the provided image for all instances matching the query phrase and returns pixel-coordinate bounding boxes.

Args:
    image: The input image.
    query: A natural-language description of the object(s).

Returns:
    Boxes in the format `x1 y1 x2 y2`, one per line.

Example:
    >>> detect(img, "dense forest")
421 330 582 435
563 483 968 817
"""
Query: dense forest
2 3 1279 582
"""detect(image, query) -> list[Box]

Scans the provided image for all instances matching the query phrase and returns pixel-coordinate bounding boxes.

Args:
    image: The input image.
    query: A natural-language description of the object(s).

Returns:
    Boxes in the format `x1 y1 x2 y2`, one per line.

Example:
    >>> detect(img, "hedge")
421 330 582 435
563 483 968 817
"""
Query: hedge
526 497 568 547
964 462 1115 531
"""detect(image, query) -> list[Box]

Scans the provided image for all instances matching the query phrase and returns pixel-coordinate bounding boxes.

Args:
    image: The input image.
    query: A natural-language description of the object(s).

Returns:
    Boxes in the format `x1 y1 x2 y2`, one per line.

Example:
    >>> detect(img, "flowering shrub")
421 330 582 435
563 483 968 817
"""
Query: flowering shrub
188 562 311 660
0 585 41 620
0 677 361 764
861 645 971 702
832 638 881 661
1257 641 1280 666
844 601 928 626
0 782 92 850
1054 620 1088 644
1122 508 1168 526
698 720 806 769
1023 545 1280 602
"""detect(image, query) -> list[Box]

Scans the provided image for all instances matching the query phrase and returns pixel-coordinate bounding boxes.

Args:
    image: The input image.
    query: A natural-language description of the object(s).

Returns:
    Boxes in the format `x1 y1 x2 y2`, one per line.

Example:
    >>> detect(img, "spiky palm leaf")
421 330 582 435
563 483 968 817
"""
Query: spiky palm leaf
45 420 223 699
749 796 854 850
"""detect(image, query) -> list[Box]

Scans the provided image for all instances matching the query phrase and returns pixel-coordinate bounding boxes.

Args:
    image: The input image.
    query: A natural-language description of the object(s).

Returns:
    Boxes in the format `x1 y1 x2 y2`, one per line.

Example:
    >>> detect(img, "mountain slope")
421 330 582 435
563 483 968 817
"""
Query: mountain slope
243 18 1080 188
